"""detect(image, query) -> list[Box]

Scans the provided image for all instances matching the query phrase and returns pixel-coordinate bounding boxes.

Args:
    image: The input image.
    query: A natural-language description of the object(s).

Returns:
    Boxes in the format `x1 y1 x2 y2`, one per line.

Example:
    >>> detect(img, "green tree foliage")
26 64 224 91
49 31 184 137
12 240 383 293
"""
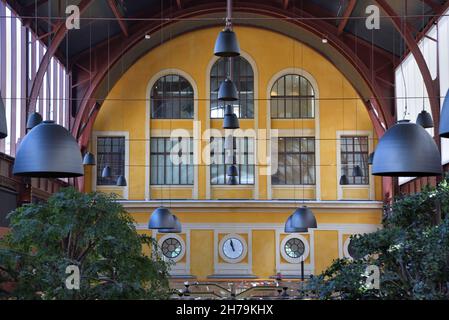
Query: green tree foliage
307 179 449 300
0 188 171 300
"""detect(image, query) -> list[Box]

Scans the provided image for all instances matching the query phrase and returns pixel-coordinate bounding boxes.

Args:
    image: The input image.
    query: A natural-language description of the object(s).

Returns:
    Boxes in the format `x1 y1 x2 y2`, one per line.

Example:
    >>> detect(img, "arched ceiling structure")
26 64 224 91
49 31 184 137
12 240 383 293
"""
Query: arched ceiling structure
7 0 449 149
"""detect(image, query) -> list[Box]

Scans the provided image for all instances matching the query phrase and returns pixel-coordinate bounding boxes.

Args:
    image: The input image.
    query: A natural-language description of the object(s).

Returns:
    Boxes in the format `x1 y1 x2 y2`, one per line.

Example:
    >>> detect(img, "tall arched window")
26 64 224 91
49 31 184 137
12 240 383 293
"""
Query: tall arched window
270 74 315 119
210 57 254 118
151 74 194 119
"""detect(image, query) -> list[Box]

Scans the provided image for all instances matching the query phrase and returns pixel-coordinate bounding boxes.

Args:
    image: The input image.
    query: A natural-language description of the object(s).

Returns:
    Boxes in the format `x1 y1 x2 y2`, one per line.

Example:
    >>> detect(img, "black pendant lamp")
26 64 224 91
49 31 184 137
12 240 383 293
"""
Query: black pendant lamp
372 120 441 176
214 29 240 57
284 215 308 233
218 78 238 101
102 165 112 178
439 89 449 138
227 175 239 185
159 215 182 233
368 152 374 165
226 164 239 176
416 110 434 128
0 91 7 139
116 175 127 186
291 206 317 229
223 105 240 129
26 112 43 131
353 165 363 177
148 206 177 230
83 152 96 166
339 174 349 185
13 121 83 178
214 0 240 57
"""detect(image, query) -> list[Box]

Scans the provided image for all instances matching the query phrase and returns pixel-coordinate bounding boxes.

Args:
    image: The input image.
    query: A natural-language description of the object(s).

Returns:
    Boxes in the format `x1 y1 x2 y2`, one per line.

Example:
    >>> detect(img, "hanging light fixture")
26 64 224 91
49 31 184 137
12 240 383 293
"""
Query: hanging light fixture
0 91 7 139
102 165 112 178
368 152 374 165
291 206 317 229
13 121 83 178
83 152 96 166
223 105 240 129
372 120 441 176
116 175 127 186
339 174 349 185
214 0 240 57
159 215 182 233
439 89 449 138
226 164 239 177
218 78 238 101
227 175 239 185
148 206 177 229
416 110 434 129
26 112 43 131
284 215 308 233
353 165 363 177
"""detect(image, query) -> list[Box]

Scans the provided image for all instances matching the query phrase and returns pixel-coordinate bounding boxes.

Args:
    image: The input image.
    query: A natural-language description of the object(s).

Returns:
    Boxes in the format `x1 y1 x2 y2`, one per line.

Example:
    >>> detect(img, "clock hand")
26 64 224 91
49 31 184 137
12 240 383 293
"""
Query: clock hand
230 239 235 252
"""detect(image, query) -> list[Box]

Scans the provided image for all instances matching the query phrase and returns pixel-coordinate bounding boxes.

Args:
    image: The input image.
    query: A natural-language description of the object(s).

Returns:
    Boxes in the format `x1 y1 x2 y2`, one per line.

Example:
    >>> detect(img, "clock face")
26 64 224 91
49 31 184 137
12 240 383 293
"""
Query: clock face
222 238 244 260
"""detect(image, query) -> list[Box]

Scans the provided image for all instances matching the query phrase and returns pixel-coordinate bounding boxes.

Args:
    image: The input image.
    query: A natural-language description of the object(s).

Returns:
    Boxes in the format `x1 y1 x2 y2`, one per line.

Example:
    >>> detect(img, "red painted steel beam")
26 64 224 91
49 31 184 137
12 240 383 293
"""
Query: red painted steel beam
338 0 356 36
418 0 442 13
71 2 397 146
374 0 441 136
27 0 94 114
282 0 289 10
177 0 183 10
107 0 129 37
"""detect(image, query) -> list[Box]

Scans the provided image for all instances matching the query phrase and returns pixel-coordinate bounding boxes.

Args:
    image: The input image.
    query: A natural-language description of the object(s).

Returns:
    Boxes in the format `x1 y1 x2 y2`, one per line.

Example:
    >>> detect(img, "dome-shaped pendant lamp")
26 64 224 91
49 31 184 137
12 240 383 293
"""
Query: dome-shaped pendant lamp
284 215 308 233
223 105 240 129
339 174 349 185
227 175 239 185
26 112 43 130
439 89 449 138
102 165 112 178
226 164 239 176
291 206 317 229
148 206 176 229
116 175 127 186
368 152 374 165
0 91 7 139
353 165 363 177
372 120 441 176
13 121 83 178
83 152 96 165
416 110 434 128
159 215 182 233
218 78 238 101
214 29 240 57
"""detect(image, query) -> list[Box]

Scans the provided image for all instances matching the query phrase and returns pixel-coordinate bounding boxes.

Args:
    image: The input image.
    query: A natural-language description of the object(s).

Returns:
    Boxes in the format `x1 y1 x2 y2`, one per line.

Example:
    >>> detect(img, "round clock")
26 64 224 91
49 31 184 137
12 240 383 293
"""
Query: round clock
219 234 247 263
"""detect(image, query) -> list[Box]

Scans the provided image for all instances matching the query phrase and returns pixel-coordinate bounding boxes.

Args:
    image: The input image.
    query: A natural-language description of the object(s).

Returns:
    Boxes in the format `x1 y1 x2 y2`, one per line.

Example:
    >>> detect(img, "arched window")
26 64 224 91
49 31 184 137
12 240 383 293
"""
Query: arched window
270 74 315 119
210 57 254 118
151 74 194 119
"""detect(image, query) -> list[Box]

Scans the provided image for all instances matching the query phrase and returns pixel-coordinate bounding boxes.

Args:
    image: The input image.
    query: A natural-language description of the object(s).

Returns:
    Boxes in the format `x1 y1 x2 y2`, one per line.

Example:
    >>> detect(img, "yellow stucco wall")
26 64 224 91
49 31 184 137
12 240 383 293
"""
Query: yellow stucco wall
86 26 383 280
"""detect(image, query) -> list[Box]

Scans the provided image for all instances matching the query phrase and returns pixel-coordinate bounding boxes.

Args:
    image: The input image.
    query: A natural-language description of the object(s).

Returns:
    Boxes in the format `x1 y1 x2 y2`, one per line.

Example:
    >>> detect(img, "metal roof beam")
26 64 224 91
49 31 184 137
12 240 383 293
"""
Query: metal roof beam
107 0 129 37
337 0 356 36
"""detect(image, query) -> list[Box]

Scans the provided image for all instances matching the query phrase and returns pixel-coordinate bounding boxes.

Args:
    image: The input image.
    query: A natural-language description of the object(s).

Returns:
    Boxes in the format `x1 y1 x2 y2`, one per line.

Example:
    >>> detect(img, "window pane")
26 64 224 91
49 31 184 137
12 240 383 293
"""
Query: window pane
151 75 194 119
96 137 125 186
210 57 254 119
270 74 315 119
